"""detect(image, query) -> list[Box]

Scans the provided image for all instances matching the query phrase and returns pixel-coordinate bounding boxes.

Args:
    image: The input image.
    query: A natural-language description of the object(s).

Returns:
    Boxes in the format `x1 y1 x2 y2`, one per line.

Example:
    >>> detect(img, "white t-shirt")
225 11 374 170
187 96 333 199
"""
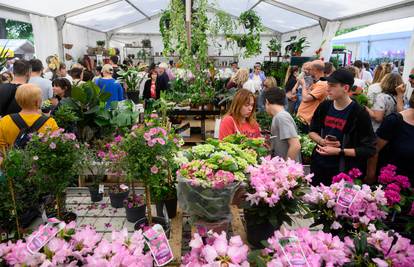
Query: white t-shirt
243 79 258 93
367 83 382 106
371 93 397 131
360 69 373 84
29 76 53 101
353 78 366 89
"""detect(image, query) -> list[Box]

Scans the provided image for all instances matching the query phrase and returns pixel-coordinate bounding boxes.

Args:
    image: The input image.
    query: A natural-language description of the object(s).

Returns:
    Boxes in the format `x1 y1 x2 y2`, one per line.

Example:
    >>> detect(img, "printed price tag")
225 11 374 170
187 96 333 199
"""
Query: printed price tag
278 236 309 267
99 184 104 194
143 224 174 266
337 182 359 208
26 219 66 254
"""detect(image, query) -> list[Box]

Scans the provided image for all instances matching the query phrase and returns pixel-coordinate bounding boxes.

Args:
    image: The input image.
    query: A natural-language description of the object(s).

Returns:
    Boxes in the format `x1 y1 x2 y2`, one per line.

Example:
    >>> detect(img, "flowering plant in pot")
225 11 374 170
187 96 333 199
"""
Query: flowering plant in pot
376 164 414 238
303 169 388 238
0 222 153 266
181 231 250 266
26 129 85 222
123 193 145 223
121 113 182 228
242 156 312 248
97 135 129 208
249 227 350 266
177 140 258 233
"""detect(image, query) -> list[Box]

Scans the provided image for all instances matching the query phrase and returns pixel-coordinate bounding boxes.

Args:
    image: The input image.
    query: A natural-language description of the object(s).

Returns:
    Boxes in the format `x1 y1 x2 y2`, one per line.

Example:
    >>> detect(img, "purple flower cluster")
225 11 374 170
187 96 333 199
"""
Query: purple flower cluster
123 194 145 209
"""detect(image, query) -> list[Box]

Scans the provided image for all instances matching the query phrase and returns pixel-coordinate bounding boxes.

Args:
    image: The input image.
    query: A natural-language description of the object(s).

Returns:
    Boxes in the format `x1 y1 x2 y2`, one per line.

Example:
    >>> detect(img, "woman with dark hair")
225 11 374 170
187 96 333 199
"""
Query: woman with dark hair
366 93 414 184
51 78 72 113
219 88 261 139
143 69 161 100
366 73 405 131
284 65 299 114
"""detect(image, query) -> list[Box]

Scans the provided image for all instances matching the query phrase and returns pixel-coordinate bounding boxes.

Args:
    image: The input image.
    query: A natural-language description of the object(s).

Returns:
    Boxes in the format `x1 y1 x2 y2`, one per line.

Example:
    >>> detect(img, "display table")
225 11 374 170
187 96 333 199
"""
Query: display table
169 108 220 141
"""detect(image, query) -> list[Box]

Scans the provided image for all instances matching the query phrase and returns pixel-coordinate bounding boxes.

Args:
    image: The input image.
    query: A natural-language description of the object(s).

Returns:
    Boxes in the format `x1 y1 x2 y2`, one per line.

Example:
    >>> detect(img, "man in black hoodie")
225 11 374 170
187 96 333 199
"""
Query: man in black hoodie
309 69 376 185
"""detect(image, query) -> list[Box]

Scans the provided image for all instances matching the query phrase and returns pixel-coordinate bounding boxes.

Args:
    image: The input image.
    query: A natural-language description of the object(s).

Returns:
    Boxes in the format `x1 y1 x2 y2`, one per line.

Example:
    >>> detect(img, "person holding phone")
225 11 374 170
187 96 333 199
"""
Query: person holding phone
309 69 376 185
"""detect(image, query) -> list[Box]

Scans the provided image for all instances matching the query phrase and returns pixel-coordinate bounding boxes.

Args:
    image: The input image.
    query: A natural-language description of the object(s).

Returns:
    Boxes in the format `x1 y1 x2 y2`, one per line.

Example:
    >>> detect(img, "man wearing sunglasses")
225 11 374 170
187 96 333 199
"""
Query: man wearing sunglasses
405 68 414 109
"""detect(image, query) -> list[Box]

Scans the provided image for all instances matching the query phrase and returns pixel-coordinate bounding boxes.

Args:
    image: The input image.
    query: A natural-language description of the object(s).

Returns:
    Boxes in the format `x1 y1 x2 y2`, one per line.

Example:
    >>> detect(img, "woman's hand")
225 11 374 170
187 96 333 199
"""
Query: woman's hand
316 145 340 156
396 83 406 96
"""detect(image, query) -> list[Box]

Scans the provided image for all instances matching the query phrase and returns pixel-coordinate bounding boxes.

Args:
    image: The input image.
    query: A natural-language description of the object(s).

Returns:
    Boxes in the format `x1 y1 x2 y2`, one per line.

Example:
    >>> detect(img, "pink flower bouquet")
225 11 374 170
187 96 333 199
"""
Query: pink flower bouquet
304 179 388 237
181 231 249 266
0 223 153 266
250 227 350 267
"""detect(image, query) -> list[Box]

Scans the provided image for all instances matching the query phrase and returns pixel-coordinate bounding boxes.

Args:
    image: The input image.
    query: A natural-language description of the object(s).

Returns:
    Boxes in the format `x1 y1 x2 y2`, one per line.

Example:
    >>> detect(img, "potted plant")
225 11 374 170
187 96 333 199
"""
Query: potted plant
285 36 310 56
141 39 151 48
97 136 129 208
299 134 316 167
117 67 147 104
304 169 388 239
26 129 84 222
239 10 262 31
83 149 107 202
242 156 312 248
123 193 146 223
267 37 281 57
62 81 111 143
121 113 182 230
177 138 258 233
96 40 105 47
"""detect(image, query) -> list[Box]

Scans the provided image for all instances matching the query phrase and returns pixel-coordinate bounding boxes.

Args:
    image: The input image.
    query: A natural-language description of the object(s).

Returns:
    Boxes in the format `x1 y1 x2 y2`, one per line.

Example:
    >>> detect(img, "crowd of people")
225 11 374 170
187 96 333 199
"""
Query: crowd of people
0 54 413 186
219 59 414 185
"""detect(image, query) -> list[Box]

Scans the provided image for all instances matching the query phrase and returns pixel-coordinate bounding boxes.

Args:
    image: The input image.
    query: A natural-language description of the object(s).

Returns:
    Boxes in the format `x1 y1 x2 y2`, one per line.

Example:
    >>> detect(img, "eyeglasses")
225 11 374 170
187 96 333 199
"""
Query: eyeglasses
409 74 414 79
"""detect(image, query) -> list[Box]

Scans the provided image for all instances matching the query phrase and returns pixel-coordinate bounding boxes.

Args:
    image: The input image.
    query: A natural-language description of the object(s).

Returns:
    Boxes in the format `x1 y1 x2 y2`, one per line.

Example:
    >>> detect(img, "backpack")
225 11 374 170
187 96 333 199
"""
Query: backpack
10 113 50 149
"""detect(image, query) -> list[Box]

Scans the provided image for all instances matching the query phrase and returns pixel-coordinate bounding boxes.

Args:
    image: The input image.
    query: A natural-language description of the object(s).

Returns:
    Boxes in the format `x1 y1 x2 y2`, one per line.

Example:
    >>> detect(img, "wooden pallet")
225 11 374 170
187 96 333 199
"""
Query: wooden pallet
167 205 245 266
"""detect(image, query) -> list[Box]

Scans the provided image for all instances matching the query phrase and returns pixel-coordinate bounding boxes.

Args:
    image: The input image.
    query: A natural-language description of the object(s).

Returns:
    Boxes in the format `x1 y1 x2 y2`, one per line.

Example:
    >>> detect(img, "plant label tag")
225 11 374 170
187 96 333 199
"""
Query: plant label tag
278 236 309 267
99 184 104 194
337 182 359 208
26 219 66 254
143 224 173 266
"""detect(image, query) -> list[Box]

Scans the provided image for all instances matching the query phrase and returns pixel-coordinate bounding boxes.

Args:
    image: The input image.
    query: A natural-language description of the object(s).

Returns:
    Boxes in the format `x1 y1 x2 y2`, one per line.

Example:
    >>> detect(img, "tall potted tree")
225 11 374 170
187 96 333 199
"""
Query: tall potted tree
27 129 85 222
121 114 182 228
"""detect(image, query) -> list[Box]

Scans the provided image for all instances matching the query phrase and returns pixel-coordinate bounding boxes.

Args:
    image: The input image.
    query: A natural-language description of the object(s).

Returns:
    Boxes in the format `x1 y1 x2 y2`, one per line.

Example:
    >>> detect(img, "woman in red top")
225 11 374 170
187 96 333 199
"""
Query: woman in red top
219 89 261 139
143 69 161 100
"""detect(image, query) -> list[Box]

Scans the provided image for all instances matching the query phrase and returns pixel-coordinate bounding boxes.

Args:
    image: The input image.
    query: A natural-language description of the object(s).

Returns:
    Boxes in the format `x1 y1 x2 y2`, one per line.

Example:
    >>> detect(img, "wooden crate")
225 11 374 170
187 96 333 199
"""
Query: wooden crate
167 205 245 266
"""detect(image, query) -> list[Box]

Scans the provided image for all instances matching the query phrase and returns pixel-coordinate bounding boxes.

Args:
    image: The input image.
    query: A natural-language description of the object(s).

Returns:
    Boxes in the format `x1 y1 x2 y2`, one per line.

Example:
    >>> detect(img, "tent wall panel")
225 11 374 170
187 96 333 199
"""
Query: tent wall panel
62 23 106 65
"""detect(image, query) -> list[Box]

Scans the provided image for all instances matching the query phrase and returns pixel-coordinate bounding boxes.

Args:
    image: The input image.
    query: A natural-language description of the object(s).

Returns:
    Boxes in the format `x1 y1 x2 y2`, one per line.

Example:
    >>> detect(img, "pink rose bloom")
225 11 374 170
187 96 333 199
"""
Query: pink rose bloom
150 165 159 174
49 142 56 149
97 150 106 158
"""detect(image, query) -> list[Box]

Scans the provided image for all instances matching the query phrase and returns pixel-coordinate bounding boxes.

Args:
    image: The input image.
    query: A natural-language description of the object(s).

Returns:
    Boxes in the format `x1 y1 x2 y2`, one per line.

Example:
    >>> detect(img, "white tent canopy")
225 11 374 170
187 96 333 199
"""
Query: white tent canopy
1 0 414 67
332 17 414 61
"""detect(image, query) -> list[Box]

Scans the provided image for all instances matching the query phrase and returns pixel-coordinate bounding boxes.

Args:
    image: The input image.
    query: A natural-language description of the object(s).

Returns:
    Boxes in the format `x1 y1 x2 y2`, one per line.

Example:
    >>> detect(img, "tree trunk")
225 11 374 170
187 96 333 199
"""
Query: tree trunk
145 185 152 225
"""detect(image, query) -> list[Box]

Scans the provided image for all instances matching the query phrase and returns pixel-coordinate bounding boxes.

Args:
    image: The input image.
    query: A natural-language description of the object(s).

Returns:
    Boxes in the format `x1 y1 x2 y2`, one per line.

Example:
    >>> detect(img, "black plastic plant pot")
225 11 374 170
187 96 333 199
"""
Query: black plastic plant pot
126 91 140 104
47 211 77 224
164 197 177 219
89 187 103 202
244 211 280 249
125 204 146 223
109 191 129 208
134 216 170 238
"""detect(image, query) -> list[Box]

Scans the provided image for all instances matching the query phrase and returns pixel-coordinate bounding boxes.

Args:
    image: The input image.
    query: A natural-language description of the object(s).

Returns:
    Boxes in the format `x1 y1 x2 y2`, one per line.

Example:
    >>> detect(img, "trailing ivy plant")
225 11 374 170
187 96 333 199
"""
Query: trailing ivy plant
160 10 171 55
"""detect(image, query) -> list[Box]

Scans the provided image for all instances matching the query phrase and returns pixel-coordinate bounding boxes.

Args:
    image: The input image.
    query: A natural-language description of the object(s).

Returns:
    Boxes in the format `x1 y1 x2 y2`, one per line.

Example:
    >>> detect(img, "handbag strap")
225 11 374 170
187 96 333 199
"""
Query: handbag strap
230 116 241 134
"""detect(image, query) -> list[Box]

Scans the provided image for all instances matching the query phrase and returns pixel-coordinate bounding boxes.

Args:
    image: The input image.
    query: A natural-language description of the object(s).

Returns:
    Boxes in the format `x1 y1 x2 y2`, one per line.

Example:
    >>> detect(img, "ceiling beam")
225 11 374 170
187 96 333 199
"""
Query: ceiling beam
113 32 279 37
62 0 122 18
65 22 106 33
124 0 151 20
108 12 162 34
263 0 326 22
249 0 263 10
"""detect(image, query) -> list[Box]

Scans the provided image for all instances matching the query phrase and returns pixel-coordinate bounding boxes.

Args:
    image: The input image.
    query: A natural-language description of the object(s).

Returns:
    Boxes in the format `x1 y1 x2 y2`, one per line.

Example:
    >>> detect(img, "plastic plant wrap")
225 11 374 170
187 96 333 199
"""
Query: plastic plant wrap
177 175 239 223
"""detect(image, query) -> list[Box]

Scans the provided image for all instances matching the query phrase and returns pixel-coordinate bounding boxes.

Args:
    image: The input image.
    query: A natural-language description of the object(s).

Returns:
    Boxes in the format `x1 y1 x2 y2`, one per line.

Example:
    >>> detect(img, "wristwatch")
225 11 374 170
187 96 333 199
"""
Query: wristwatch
339 148 345 156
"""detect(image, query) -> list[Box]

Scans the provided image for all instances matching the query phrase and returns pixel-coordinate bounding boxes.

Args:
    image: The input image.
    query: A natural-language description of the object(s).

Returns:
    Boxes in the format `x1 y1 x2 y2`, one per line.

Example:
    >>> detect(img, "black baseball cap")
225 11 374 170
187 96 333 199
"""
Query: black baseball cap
325 68 354 87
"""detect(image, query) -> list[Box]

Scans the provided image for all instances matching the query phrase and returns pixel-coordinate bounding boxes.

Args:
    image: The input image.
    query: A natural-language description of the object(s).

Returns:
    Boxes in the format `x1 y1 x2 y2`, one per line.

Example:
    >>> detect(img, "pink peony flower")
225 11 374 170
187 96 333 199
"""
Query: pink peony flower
150 165 159 174
384 189 401 206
